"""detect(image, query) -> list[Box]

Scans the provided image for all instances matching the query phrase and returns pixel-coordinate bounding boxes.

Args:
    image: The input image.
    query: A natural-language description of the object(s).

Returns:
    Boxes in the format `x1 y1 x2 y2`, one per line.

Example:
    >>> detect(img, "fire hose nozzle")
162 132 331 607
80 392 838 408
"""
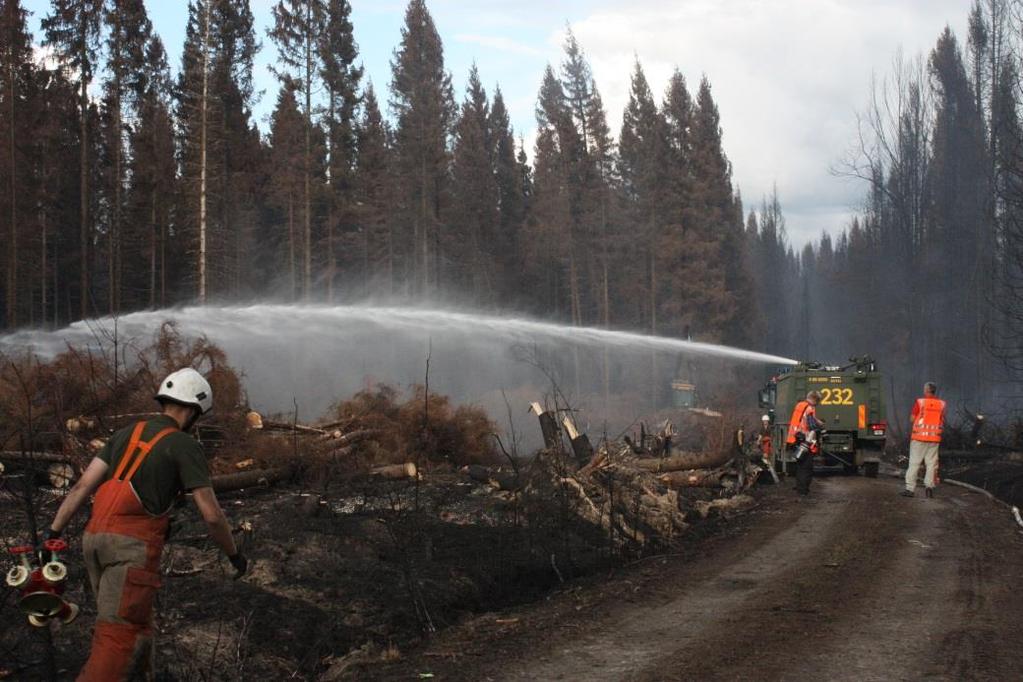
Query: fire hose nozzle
6 546 34 589
42 561 68 584
5 565 29 588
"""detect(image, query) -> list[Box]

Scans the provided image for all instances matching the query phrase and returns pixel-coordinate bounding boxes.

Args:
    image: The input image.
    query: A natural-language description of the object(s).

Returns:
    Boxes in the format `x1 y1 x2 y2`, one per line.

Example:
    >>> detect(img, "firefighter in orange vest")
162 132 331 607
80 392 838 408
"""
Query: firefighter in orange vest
786 390 823 495
44 369 248 681
902 382 946 498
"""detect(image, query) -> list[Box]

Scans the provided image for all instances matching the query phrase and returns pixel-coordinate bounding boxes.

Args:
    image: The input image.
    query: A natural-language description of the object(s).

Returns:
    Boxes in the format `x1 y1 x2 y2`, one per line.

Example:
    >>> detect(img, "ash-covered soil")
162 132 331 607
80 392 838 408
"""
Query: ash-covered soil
1 470 740 680
944 453 1023 508
8 472 1018 681
373 476 1023 682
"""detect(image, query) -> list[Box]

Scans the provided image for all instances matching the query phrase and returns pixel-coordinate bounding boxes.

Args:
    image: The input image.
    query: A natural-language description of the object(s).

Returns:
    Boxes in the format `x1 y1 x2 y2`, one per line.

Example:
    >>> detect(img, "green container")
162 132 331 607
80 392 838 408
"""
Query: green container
671 380 696 408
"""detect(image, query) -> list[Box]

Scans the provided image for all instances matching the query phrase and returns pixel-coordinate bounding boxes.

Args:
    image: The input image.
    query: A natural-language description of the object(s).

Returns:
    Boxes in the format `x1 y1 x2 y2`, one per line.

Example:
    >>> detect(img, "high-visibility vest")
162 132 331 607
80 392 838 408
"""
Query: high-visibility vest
786 400 811 445
911 397 946 443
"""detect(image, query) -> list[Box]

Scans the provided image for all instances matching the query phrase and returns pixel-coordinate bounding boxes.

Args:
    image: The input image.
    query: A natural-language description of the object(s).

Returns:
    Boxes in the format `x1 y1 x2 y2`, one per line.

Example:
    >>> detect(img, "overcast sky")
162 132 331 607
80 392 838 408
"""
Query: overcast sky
23 0 971 247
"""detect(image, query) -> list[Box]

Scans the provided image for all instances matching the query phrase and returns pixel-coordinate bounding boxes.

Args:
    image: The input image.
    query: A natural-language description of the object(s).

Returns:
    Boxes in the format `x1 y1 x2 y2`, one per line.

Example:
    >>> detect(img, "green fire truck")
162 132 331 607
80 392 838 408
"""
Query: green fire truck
758 356 886 477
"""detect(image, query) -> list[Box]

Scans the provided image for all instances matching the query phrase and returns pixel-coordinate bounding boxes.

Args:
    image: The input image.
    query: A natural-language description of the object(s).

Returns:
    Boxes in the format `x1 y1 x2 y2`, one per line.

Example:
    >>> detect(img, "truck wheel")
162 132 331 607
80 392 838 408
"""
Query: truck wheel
864 462 879 478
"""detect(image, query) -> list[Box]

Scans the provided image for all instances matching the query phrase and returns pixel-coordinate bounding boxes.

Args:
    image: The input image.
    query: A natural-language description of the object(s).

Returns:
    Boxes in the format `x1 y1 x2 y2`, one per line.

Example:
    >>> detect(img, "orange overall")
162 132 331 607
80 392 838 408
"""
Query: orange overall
78 421 176 682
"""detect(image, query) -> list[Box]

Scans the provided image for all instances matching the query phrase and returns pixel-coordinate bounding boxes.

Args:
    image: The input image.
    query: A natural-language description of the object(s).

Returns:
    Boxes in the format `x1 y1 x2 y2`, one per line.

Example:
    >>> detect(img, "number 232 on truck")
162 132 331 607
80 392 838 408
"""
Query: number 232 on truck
758 357 886 477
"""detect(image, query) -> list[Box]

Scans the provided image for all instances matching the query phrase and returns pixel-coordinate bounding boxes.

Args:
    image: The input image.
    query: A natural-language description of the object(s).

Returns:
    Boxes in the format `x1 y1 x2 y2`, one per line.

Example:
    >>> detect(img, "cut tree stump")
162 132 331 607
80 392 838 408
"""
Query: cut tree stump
530 402 562 450
370 462 418 480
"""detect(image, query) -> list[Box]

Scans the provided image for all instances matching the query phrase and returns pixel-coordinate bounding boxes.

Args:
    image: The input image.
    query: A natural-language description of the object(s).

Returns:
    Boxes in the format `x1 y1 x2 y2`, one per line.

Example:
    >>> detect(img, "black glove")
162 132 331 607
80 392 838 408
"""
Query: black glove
44 528 62 542
228 552 248 580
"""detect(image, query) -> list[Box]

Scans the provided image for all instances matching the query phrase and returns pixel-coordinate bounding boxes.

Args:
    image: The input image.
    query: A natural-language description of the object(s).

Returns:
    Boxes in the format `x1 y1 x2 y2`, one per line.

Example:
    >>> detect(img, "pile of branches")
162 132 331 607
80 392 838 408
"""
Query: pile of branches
0 323 500 496
460 406 760 555
228 385 499 491
0 322 246 488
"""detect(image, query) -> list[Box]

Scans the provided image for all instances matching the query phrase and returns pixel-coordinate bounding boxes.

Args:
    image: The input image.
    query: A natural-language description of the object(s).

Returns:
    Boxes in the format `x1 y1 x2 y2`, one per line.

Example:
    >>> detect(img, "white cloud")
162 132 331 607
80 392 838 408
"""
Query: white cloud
33 44 60 71
455 33 545 57
558 0 969 246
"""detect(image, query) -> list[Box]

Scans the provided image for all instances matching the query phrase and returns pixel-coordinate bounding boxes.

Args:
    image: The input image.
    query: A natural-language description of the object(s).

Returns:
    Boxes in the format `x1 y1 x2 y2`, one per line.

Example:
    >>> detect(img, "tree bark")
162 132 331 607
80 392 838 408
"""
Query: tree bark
149 194 156 307
631 450 732 472
303 10 312 301
370 462 418 480
7 55 16 326
657 468 734 488
211 466 294 493
288 193 296 297
79 37 89 319
198 0 211 304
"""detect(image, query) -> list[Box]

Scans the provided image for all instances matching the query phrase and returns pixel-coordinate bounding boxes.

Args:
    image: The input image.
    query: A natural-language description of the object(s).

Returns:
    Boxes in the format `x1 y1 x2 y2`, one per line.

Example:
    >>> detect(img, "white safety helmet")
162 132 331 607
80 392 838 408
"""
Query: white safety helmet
156 368 213 415
761 414 770 422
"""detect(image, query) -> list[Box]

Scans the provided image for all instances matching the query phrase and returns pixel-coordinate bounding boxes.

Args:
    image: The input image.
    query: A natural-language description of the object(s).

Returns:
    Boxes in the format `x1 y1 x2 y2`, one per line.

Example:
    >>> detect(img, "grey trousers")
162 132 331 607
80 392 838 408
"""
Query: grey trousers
905 440 940 491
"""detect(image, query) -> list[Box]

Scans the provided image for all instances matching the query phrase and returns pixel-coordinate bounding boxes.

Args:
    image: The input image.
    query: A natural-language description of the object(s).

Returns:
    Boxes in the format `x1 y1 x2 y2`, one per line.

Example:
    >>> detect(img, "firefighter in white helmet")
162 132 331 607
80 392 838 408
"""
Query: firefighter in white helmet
46 368 247 681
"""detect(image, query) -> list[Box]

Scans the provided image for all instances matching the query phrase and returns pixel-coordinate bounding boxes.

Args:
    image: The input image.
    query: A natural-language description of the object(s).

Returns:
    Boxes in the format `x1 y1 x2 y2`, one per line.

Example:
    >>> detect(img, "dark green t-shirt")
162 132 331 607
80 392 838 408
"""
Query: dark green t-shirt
97 415 212 515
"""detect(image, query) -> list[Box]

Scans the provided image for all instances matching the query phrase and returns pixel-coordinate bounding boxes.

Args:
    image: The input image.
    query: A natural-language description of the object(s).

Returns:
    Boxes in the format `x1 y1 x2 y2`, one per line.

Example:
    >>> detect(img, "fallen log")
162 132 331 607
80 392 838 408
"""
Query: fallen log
211 466 293 492
658 468 728 488
370 462 418 480
693 494 755 519
632 450 732 473
65 416 97 433
98 411 161 422
316 417 358 432
577 445 619 478
544 452 689 550
317 428 378 446
0 451 76 466
463 464 490 483
260 419 327 436
48 463 75 489
461 464 520 491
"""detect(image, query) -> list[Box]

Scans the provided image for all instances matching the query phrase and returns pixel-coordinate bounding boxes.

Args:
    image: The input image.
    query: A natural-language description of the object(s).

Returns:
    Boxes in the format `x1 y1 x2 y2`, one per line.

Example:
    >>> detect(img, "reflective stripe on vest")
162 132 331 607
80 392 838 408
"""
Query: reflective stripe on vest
911 397 946 443
786 401 810 445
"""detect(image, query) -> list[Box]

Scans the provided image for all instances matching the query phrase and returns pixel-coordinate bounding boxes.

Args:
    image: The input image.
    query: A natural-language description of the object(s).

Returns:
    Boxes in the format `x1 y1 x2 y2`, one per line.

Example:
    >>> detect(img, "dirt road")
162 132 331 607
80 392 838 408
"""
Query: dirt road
382 476 1023 681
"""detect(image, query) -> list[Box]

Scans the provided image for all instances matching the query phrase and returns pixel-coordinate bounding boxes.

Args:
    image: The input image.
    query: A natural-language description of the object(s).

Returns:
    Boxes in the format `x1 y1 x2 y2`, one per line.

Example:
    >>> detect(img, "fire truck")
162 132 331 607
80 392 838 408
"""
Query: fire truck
759 356 886 477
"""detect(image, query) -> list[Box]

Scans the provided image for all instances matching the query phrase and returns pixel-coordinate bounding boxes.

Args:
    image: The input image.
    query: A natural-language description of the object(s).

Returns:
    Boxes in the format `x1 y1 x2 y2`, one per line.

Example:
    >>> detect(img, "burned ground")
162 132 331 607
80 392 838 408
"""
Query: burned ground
5 328 1019 681
1 463 759 680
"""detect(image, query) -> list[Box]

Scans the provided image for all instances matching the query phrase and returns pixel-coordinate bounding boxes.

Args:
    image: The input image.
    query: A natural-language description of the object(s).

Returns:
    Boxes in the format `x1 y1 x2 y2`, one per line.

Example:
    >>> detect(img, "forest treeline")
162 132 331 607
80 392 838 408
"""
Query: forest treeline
1 0 1021 413
0 0 755 342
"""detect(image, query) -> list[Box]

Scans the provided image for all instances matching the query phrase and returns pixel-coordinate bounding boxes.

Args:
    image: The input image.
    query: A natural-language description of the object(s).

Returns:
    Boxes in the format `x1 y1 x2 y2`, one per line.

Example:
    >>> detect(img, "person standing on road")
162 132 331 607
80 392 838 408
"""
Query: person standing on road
43 368 248 681
786 390 824 496
758 414 773 464
902 382 946 499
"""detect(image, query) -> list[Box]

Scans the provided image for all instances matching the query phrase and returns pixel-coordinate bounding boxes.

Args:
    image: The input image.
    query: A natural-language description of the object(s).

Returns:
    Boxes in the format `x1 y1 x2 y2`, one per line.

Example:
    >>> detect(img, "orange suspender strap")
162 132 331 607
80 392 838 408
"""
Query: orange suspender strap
112 422 148 481
122 428 177 483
